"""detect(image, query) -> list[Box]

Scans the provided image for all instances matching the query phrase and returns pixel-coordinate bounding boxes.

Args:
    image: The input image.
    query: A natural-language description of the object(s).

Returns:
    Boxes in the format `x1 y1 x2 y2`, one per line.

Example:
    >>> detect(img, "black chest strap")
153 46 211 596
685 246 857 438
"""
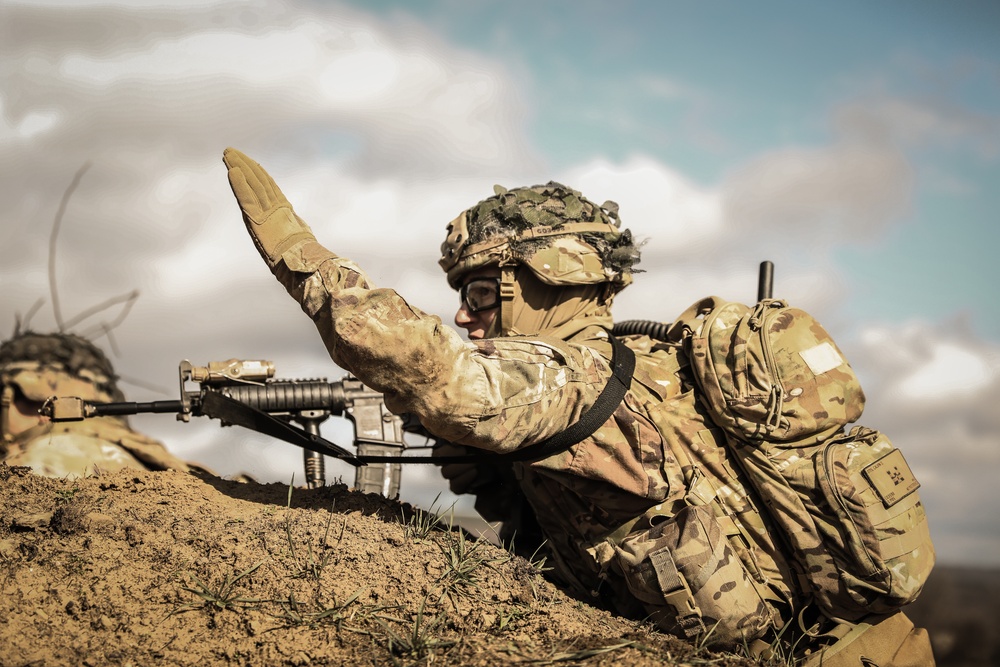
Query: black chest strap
506 333 636 462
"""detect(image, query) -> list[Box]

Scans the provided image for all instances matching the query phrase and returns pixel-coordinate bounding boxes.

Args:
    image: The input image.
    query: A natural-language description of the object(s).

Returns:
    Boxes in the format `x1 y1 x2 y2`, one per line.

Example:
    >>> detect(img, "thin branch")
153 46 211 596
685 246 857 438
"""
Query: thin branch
63 289 140 331
49 162 92 332
103 326 121 356
14 298 46 337
77 291 139 345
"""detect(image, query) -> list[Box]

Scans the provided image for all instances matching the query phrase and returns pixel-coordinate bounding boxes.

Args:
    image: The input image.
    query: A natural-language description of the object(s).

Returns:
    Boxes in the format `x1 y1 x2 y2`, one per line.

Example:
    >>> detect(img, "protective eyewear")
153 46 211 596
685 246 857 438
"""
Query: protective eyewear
460 277 501 313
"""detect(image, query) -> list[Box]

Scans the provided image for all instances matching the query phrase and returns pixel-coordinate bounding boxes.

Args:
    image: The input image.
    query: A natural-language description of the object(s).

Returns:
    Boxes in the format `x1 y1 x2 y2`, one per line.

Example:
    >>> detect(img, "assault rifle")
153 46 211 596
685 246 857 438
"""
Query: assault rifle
40 359 412 496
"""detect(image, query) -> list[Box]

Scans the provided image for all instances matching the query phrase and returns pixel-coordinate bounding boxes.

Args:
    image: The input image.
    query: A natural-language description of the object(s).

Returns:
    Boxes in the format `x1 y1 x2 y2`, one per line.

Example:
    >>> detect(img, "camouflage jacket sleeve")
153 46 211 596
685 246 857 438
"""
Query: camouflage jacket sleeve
272 240 611 453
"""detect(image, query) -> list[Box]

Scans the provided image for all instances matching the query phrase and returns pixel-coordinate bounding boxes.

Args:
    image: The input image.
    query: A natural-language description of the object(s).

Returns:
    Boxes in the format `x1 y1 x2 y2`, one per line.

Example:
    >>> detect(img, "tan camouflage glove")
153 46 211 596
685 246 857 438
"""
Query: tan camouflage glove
222 147 316 270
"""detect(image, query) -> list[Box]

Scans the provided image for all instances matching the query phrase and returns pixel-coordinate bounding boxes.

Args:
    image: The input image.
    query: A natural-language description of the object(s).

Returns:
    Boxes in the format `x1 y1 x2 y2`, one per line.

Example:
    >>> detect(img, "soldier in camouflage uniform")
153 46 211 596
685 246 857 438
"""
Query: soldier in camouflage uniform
0 331 189 477
221 148 934 663
221 147 794 646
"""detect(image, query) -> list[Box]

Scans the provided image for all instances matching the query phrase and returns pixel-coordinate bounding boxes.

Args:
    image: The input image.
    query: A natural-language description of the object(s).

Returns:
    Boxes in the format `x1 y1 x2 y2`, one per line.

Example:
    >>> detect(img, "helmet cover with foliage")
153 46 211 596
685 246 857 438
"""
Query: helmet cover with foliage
0 331 125 405
0 331 191 476
1 330 126 447
439 182 641 292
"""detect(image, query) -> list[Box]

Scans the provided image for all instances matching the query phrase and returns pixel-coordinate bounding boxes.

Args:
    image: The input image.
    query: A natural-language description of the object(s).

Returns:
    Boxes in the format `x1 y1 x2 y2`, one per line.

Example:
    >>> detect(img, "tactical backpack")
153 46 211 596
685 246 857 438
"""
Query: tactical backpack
668 296 935 623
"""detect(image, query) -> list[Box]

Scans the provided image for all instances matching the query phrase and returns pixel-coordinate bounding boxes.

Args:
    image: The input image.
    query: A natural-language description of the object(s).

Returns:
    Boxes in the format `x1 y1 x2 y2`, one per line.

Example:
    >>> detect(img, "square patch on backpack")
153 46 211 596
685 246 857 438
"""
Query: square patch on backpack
862 449 920 508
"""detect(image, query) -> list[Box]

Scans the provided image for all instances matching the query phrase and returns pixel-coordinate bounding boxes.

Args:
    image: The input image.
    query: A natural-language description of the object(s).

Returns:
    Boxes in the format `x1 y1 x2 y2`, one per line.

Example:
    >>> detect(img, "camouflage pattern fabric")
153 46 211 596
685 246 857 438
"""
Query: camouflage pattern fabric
671 297 934 623
249 233 799 648
672 297 865 443
799 610 936 667
4 419 188 478
433 180 640 337
727 428 934 622
222 149 931 654
1 332 189 477
434 439 546 557
438 182 636 292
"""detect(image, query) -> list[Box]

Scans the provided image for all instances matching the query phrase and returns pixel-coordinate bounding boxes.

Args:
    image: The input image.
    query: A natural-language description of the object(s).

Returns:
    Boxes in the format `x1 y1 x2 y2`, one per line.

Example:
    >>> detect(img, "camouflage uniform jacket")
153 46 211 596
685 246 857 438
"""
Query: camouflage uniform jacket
275 240 797 643
4 419 190 478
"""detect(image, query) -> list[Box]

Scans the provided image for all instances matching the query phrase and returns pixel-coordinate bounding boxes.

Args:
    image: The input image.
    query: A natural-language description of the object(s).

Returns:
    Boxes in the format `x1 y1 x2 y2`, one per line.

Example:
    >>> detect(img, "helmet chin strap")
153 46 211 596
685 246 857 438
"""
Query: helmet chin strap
498 261 518 336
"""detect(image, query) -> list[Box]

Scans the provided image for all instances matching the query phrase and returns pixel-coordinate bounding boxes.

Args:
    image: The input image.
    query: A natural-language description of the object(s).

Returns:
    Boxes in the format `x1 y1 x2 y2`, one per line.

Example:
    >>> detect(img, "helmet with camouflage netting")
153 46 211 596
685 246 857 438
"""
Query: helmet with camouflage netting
0 330 124 402
439 182 641 293
0 330 193 477
1 331 126 441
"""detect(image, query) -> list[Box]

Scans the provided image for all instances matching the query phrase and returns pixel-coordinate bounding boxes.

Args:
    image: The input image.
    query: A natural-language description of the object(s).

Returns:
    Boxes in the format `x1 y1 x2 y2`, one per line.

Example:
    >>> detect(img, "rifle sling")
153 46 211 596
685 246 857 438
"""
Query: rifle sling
505 333 635 461
358 333 636 464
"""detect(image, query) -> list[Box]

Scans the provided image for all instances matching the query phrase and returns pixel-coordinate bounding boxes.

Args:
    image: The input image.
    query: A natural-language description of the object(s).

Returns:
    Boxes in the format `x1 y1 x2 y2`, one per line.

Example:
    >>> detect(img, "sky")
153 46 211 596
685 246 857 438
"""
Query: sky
1 0 998 567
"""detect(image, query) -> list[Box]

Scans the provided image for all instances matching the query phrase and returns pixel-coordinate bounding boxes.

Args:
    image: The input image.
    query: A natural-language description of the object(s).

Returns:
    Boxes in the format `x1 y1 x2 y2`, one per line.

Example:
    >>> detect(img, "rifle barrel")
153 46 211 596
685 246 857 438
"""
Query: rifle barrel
91 400 186 416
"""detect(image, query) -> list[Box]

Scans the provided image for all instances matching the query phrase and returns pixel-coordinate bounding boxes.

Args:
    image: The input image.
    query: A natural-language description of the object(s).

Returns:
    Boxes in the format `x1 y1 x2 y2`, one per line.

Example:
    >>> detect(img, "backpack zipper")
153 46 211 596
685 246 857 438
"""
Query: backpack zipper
822 437 879 572
749 300 785 434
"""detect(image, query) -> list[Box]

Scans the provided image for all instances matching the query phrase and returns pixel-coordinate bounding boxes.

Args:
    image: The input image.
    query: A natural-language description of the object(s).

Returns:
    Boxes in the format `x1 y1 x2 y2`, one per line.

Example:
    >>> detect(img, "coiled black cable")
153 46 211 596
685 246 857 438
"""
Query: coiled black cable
612 319 672 342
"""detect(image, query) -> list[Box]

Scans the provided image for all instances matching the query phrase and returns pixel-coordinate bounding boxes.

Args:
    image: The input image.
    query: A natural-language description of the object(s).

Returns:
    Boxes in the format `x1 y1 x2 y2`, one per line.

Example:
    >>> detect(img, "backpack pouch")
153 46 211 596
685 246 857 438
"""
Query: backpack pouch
613 503 779 646
687 298 865 443
815 427 935 616
799 611 936 667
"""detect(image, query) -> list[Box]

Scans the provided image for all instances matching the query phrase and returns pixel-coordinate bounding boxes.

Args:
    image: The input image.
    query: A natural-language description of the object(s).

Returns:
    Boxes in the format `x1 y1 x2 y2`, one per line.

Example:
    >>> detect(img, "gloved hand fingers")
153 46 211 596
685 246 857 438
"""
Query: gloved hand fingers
439 460 476 480
223 147 291 220
433 442 483 494
225 167 264 223
222 147 317 268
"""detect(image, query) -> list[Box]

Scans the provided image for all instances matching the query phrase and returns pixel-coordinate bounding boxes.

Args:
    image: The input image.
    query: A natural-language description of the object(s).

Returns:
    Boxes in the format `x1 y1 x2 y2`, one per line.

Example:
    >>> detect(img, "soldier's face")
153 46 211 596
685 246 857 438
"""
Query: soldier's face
455 266 501 339
1 385 49 438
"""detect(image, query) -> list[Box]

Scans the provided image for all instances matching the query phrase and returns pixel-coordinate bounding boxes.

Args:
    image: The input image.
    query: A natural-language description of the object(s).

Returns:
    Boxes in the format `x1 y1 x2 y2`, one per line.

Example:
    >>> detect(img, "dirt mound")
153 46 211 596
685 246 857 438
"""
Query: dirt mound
0 464 751 666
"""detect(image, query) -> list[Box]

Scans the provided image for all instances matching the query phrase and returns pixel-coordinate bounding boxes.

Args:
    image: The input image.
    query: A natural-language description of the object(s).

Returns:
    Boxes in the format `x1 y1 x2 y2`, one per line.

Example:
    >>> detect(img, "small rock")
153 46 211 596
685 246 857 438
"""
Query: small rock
0 538 18 558
85 513 115 529
13 512 52 530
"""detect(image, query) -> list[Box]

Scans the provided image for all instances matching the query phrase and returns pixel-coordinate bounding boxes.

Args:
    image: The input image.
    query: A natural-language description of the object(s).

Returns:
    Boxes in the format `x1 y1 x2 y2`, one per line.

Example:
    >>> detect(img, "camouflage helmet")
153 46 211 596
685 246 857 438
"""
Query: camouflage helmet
0 331 125 405
439 182 640 292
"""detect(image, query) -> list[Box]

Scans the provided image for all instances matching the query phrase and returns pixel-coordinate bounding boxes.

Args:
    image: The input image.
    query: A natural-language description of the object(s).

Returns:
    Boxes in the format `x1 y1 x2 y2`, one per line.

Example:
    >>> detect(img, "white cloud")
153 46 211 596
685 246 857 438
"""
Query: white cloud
0 0 534 340
844 321 1000 565
14 110 61 139
635 74 691 101
897 342 995 400
561 155 723 253
722 142 912 246
855 322 1000 410
0 1 535 179
6 0 223 6
837 95 1000 159
321 49 397 102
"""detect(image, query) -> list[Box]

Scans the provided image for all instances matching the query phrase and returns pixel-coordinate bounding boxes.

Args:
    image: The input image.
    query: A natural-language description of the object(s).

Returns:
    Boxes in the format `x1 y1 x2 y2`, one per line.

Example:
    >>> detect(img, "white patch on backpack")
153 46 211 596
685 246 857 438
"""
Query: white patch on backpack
799 341 843 375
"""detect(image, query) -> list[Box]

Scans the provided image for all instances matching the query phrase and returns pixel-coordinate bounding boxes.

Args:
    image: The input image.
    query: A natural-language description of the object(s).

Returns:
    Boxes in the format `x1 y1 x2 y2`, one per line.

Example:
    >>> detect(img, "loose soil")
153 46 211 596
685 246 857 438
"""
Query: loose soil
0 464 752 667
